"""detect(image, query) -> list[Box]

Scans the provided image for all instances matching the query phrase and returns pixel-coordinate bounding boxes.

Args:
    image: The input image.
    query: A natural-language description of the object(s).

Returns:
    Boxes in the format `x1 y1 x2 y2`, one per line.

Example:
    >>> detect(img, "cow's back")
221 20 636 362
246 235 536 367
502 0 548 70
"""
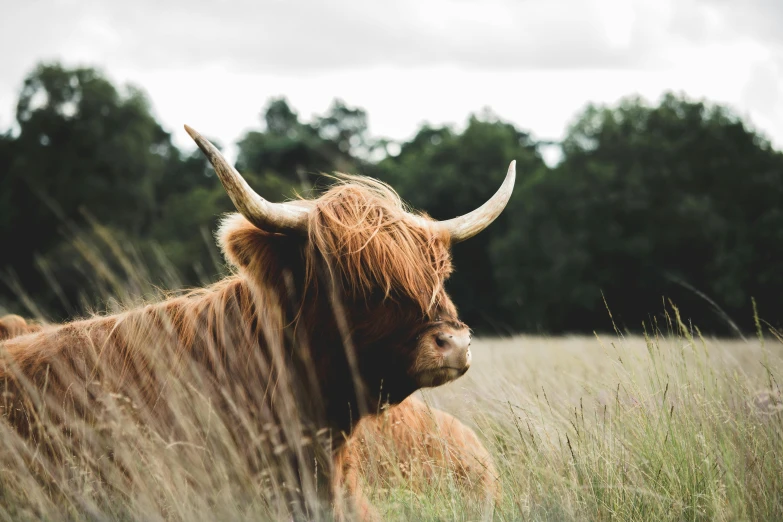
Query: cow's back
333 395 501 521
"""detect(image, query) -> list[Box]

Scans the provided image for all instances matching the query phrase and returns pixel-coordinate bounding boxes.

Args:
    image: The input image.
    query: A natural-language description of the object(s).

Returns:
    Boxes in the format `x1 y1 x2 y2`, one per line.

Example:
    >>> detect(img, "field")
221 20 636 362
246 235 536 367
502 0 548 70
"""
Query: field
387 330 783 521
1 326 781 521
0 234 782 521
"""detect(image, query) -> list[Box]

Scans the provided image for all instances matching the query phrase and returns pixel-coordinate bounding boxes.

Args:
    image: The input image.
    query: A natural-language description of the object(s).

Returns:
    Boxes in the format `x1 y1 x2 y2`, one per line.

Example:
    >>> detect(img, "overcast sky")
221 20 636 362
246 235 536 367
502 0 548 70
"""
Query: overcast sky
2 0 782 166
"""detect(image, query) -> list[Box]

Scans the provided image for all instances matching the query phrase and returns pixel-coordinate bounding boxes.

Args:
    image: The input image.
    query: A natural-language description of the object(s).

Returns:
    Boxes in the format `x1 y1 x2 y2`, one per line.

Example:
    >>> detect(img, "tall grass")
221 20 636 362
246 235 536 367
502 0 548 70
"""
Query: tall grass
1 225 781 521
402 322 783 521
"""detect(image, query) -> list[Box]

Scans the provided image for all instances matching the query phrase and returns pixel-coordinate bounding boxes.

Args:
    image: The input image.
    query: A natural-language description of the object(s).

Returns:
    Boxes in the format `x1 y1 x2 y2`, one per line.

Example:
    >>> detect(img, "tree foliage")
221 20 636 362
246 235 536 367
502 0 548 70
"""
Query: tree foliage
1 64 185 313
492 94 783 333
2 63 781 335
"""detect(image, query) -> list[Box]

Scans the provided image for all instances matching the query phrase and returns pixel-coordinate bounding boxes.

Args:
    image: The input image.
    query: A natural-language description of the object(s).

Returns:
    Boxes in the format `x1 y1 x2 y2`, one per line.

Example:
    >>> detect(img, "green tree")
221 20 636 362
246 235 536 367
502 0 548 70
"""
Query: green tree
0 63 204 317
315 99 372 158
5 65 781 337
492 93 783 334
235 98 366 196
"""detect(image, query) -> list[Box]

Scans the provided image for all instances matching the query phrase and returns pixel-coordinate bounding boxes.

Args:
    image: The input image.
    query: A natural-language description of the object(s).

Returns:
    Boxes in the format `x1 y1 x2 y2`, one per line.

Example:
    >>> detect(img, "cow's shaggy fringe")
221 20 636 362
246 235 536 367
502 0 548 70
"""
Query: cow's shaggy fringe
304 175 453 315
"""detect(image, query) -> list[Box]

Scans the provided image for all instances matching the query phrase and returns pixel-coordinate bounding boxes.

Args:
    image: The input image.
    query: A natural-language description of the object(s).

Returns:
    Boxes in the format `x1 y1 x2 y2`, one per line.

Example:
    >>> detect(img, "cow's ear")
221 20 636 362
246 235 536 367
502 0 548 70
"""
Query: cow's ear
216 213 303 281
217 213 269 269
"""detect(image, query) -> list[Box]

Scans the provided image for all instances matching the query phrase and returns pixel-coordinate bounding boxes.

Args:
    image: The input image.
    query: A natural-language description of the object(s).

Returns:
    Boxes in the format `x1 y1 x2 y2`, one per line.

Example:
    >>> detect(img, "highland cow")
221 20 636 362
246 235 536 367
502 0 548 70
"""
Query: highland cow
0 125 515 518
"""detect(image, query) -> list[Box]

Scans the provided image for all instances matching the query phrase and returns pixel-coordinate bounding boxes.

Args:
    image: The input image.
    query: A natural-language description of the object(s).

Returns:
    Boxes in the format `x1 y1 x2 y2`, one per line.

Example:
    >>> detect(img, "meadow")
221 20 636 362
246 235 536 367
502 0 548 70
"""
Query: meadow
0 231 781 521
395 328 783 521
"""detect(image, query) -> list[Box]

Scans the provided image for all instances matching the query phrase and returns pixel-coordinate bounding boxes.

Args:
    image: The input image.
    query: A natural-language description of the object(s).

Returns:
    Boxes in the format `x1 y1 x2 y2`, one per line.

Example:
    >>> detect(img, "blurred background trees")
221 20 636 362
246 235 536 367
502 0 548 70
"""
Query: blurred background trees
2 62 781 336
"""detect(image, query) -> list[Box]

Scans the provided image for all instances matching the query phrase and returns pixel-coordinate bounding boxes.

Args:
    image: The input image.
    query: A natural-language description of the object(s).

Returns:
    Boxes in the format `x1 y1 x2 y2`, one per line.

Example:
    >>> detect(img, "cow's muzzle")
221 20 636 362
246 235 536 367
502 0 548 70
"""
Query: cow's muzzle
435 330 472 373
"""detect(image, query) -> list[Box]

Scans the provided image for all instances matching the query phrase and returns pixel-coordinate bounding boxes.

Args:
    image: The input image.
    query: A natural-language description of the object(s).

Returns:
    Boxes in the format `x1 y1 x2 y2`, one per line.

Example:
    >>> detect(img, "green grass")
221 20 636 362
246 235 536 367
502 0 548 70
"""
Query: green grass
2 320 781 521
386 324 783 521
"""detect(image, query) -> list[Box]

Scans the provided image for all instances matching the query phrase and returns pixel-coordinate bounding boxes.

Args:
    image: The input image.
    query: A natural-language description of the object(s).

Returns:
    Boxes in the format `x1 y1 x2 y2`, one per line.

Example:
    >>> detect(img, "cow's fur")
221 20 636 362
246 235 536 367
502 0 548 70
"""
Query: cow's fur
333 395 501 521
0 313 495 520
0 176 471 518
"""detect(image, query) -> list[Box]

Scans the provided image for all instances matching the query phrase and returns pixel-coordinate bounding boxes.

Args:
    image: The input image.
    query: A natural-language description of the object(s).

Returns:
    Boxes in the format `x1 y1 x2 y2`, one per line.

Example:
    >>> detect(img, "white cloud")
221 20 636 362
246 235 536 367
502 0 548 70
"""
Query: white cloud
1 0 782 167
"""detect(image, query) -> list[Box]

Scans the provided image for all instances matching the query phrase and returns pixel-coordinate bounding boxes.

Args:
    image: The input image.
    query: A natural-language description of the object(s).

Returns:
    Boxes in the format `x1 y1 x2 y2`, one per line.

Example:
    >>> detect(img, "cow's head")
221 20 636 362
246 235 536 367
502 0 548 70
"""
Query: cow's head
185 125 514 416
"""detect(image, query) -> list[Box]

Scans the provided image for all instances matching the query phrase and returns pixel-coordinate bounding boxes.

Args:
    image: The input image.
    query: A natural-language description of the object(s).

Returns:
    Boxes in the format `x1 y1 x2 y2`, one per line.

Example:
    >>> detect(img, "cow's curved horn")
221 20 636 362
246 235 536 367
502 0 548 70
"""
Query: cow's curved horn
184 125 309 233
436 161 516 243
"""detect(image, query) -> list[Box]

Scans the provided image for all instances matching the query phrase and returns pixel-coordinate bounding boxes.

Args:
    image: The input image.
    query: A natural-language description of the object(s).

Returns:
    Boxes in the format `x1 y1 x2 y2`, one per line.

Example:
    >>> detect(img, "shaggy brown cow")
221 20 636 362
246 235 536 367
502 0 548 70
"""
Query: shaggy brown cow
333 394 501 521
0 125 515 518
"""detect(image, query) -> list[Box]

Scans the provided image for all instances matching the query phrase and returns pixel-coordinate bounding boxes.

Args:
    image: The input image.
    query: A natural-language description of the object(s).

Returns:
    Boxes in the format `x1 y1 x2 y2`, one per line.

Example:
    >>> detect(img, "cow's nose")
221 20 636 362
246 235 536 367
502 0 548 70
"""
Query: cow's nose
435 331 472 368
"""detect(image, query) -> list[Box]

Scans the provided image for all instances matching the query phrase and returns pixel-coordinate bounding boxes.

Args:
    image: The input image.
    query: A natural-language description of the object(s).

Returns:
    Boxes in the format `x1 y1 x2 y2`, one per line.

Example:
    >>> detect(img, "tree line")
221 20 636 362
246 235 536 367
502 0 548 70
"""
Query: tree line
1 62 781 336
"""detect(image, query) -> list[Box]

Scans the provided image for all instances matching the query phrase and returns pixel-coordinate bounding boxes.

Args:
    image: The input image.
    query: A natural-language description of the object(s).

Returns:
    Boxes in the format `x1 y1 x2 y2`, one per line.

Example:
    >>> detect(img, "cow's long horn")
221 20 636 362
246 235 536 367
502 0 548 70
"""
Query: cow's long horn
184 125 309 233
436 161 516 243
